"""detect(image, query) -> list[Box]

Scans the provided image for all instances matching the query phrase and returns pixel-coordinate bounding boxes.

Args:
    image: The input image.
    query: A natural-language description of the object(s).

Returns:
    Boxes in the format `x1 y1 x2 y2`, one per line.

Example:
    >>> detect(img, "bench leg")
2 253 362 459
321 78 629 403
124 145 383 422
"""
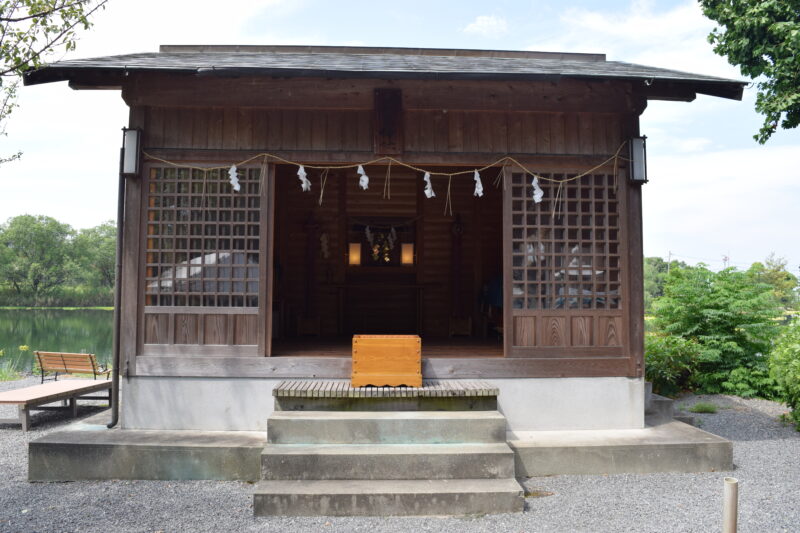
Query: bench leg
18 406 30 432
70 397 78 418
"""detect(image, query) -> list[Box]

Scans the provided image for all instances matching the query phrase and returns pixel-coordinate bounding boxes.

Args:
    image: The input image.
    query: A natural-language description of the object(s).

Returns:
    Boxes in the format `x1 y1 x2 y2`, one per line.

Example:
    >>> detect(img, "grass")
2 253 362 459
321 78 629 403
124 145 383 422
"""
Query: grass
0 363 20 381
687 401 718 414
524 489 556 498
0 306 113 311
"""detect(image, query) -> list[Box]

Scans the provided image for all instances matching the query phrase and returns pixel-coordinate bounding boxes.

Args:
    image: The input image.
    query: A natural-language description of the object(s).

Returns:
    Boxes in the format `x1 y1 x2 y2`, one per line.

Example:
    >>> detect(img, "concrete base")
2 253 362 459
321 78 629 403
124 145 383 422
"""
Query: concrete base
28 412 265 482
509 420 733 476
27 415 733 482
121 376 644 432
121 377 279 431
253 478 524 516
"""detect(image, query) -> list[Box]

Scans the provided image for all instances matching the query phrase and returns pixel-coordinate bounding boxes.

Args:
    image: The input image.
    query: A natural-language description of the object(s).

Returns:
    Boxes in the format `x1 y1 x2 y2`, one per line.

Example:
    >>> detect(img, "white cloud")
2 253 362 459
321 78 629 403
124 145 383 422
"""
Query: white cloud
529 0 740 80
0 0 325 231
644 126 714 153
58 0 305 59
463 15 509 37
643 145 800 269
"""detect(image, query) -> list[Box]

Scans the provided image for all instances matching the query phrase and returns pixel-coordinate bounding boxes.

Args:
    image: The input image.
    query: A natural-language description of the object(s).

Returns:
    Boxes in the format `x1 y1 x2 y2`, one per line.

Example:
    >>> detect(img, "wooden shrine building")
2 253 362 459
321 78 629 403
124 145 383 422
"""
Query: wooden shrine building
25 46 745 433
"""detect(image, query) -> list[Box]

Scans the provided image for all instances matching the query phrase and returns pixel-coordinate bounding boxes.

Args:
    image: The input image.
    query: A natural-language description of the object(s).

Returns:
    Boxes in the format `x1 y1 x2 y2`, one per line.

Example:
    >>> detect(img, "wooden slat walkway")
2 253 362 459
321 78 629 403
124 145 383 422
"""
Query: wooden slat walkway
0 380 111 404
0 379 112 432
273 380 498 399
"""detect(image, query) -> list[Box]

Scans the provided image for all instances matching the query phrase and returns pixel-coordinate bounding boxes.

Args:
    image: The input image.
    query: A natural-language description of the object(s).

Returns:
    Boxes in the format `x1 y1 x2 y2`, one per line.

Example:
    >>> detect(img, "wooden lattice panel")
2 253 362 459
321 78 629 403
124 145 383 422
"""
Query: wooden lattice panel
144 167 261 308
509 172 620 311
505 171 625 355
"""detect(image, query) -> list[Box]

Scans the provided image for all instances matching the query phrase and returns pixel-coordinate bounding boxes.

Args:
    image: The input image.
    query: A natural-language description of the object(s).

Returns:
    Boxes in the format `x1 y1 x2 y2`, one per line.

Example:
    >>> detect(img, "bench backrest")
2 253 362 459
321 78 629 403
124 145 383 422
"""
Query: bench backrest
34 351 101 375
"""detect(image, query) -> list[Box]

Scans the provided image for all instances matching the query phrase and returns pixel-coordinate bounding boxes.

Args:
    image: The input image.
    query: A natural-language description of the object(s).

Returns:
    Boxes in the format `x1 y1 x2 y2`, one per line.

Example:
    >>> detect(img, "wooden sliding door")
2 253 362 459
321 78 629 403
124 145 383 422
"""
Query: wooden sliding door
139 164 274 356
503 169 627 359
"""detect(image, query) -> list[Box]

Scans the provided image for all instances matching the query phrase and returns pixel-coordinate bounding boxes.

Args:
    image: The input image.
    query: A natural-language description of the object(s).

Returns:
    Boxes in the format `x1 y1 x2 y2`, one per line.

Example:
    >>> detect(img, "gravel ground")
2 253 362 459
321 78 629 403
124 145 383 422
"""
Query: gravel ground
1 377 799 533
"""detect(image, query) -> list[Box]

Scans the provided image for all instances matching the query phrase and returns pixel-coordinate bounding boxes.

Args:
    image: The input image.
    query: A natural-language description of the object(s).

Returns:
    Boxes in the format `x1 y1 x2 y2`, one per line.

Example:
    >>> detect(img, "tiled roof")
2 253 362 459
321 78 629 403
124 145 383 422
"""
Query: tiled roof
23 45 745 100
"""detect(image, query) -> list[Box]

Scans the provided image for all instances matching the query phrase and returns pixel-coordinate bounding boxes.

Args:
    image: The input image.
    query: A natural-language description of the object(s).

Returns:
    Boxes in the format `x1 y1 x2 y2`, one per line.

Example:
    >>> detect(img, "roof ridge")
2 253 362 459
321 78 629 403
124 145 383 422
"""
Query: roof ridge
158 44 606 62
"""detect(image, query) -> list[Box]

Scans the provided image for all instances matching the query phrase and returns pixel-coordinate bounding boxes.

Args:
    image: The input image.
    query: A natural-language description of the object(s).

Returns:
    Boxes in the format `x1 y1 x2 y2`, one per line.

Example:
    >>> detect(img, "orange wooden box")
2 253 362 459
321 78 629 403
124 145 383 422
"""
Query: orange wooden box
351 334 422 388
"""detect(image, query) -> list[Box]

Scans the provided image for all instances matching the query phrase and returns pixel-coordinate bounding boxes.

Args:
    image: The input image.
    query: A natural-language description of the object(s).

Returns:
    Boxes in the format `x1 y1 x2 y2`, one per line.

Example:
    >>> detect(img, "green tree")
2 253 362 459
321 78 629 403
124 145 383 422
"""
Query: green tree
1 0 108 163
700 0 800 143
643 256 688 313
652 265 781 394
747 254 799 311
73 221 116 288
0 214 75 298
770 318 800 430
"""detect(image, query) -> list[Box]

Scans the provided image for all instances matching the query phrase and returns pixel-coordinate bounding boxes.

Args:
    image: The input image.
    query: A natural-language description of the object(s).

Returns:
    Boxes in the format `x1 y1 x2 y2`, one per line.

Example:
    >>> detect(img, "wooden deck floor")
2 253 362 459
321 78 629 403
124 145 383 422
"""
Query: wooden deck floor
273 380 499 398
271 338 503 358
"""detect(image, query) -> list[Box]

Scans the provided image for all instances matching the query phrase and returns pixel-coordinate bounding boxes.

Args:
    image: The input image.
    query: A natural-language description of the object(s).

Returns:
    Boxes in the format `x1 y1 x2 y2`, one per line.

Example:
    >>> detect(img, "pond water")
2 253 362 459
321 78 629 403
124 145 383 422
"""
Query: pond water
0 309 113 372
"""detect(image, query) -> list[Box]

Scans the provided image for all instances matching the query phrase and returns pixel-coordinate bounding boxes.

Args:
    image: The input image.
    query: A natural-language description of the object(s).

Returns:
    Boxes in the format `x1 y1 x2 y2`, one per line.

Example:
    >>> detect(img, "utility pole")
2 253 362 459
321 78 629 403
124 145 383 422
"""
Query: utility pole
667 251 672 274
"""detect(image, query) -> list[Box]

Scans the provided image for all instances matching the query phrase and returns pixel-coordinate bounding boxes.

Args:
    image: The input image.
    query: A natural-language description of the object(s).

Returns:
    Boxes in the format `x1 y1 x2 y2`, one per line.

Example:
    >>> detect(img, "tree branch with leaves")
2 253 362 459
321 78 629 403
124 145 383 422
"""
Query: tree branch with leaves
0 0 107 163
700 0 800 143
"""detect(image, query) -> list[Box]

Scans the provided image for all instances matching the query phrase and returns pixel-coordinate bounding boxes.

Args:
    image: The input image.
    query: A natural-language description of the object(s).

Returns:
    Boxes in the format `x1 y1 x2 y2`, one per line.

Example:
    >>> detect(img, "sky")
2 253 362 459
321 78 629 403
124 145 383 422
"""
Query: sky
1 0 798 272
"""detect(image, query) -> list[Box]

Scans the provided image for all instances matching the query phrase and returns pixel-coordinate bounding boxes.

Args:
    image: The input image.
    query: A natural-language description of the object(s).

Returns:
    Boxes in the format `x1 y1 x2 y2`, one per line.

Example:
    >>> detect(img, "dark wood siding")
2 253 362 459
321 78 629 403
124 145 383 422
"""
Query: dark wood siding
143 107 622 157
122 74 644 378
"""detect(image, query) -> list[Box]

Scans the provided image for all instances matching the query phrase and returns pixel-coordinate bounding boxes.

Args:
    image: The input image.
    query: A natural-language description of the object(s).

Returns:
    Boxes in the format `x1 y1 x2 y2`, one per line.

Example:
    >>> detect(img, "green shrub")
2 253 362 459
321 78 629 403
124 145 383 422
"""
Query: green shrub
770 318 800 430
645 332 701 396
652 265 781 393
688 401 718 413
719 362 781 399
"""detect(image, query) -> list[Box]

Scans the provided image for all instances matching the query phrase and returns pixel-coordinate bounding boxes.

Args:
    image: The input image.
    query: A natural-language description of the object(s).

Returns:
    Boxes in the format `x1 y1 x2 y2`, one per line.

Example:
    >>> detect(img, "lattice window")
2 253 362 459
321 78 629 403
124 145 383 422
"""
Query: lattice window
510 173 621 311
144 167 261 308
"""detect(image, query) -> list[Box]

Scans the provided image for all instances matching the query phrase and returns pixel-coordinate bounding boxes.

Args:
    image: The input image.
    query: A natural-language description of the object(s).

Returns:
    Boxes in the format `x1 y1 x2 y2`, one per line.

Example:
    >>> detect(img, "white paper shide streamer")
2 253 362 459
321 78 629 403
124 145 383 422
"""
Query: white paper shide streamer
473 170 484 197
297 165 311 192
531 176 544 203
423 172 436 198
228 165 241 192
357 165 369 190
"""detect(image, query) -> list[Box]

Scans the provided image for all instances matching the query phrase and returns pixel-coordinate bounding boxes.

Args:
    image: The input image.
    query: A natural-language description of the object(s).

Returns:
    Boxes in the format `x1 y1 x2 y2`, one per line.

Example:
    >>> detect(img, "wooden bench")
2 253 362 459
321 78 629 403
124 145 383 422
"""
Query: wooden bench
0 379 112 431
34 351 111 383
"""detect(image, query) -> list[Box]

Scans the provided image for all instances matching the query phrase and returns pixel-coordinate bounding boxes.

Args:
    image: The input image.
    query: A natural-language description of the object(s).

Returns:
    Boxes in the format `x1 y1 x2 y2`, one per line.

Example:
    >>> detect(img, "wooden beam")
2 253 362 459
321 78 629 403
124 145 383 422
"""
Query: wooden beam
122 74 639 113
142 148 624 171
134 354 639 379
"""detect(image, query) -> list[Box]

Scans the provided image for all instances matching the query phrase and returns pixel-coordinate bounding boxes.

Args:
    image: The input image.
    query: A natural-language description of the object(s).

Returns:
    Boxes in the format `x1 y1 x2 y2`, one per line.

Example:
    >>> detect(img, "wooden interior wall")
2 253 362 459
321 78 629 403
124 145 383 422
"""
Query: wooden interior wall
273 165 343 337
418 172 503 337
273 165 503 340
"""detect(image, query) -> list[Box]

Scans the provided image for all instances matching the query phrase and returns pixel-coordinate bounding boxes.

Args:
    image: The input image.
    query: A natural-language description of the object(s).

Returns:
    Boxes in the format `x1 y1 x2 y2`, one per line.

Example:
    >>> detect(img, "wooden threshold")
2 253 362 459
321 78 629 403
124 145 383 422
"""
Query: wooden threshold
134 354 635 379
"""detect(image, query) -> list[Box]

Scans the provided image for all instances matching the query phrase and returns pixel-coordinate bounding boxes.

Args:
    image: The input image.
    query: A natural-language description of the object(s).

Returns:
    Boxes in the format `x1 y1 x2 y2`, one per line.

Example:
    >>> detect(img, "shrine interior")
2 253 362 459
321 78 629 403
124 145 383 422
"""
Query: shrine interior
271 164 504 357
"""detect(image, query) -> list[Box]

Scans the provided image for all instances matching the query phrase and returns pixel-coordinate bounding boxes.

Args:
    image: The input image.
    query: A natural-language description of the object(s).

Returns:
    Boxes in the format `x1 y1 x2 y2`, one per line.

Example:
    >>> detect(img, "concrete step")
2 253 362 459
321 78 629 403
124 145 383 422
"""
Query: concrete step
509 420 733 476
267 410 507 444
275 395 496 412
29 412 265 481
644 394 675 425
261 442 515 480
253 478 524 516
